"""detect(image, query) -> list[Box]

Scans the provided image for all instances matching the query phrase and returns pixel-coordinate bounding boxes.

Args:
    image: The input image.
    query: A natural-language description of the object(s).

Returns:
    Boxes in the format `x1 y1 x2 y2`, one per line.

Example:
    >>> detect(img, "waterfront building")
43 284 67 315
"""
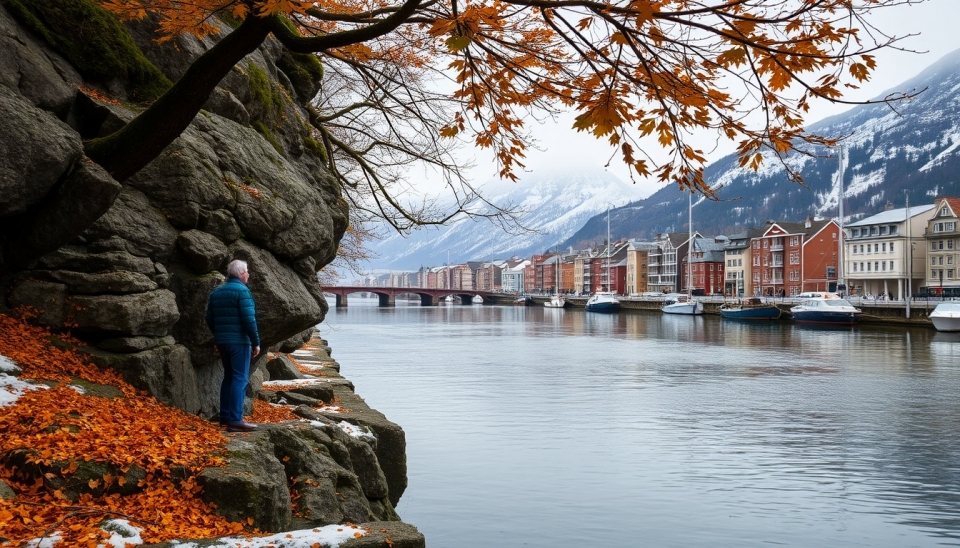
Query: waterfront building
667 231 699 293
647 234 677 293
538 254 562 294
922 197 960 296
626 240 658 295
751 218 839 296
724 229 763 296
560 255 576 294
844 201 936 299
590 241 629 294
451 264 474 290
573 252 594 295
526 255 548 293
501 258 529 294
687 236 727 295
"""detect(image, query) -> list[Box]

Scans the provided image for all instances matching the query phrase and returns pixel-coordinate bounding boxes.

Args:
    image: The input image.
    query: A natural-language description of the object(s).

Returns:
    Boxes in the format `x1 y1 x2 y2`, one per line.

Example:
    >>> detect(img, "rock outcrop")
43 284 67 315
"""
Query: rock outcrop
0 1 416 542
0 1 346 419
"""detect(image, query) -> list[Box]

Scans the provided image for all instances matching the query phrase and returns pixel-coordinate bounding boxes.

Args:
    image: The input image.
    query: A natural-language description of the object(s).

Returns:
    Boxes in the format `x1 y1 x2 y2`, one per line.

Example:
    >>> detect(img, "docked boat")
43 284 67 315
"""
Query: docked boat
514 296 530 306
790 297 861 324
544 295 566 308
585 291 620 312
930 301 960 332
719 298 781 320
586 209 620 313
662 296 703 315
472 295 483 304
662 192 702 316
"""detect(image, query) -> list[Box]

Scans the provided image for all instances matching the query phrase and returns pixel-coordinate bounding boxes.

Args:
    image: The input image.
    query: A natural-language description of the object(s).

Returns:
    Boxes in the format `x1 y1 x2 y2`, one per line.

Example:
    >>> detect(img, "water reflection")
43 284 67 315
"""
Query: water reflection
322 299 960 547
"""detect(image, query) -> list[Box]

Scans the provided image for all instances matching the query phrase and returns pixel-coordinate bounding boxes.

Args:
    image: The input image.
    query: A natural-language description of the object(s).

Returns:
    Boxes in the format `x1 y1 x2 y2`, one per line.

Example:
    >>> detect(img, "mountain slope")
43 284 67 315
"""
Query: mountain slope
564 48 960 247
365 169 645 269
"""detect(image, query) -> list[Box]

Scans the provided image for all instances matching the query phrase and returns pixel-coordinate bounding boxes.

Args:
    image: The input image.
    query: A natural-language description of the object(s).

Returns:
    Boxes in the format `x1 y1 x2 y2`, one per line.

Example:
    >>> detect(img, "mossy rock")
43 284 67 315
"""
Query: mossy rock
2 0 172 101
277 51 324 102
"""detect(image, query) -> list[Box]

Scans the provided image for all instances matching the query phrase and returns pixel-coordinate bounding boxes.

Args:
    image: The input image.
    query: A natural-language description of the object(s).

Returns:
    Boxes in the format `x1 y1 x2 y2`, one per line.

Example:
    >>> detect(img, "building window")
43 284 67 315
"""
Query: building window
932 242 938 251
853 229 860 237
942 206 950 217
790 236 799 246
890 242 896 253
882 262 886 271
940 241 945 250
881 226 888 235
933 257 938 266
875 243 880 253
853 263 858 272
867 262 872 272
940 256 945 266
890 226 898 235
950 269 956 280
950 240 955 250
950 256 955 265
889 261 894 271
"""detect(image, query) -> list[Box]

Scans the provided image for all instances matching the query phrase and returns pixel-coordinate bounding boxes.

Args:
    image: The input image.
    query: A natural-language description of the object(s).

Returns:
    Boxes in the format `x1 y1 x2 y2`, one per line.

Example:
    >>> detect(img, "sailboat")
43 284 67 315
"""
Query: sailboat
586 208 621 312
663 192 704 315
544 250 566 308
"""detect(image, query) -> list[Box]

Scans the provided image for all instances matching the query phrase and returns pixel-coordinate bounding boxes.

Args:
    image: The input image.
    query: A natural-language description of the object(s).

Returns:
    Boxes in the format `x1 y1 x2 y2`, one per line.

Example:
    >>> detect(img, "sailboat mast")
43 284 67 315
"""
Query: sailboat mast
837 146 845 294
607 207 612 292
688 192 693 298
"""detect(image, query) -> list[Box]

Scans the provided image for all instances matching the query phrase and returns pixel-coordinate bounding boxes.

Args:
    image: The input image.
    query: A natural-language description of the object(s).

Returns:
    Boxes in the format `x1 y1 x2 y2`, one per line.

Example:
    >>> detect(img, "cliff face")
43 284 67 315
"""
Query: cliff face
0 2 347 418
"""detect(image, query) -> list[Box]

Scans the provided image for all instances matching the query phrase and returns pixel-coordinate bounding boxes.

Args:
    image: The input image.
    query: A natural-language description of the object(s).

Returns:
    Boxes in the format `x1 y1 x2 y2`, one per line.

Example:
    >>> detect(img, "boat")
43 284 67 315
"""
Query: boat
443 295 455 304
790 297 861 324
663 192 702 315
586 208 620 313
662 295 704 315
930 301 960 332
514 296 530 306
585 291 620 312
544 295 565 308
719 298 781 320
472 295 483 304
544 250 566 308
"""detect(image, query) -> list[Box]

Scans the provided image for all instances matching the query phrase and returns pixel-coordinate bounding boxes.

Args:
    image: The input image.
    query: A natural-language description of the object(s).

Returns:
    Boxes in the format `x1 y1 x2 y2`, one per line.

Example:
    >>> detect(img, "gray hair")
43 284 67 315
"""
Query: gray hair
226 260 248 278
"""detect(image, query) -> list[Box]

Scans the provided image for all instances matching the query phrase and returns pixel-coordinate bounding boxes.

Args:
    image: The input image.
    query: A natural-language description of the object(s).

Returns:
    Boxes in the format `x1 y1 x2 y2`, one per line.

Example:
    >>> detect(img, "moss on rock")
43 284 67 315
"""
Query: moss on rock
2 0 172 102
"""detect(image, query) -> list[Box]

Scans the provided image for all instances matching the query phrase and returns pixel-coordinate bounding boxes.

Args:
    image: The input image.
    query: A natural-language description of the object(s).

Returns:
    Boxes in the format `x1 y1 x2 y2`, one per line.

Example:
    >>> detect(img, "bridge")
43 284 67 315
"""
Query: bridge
322 286 503 307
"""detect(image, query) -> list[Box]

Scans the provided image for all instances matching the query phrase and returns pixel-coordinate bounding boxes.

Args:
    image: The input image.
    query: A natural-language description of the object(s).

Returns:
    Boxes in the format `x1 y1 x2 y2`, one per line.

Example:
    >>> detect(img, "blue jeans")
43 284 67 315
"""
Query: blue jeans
217 344 251 424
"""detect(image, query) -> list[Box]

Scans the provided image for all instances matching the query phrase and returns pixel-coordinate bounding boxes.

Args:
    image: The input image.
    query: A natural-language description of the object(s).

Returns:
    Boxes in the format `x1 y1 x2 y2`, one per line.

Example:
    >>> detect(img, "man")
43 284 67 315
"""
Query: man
205 259 261 432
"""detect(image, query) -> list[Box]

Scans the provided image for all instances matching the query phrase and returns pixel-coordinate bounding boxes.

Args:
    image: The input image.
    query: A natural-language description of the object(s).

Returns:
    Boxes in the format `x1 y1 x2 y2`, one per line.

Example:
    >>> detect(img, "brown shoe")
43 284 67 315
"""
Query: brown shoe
226 421 257 432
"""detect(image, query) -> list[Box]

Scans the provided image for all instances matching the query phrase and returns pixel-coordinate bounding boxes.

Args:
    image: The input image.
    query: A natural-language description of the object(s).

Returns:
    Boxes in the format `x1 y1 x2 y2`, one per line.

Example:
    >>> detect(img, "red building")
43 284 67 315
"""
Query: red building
751 219 839 296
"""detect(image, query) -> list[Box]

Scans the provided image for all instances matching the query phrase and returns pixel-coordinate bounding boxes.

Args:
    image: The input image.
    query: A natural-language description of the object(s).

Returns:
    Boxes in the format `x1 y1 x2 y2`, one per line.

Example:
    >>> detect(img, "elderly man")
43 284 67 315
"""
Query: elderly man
205 259 261 432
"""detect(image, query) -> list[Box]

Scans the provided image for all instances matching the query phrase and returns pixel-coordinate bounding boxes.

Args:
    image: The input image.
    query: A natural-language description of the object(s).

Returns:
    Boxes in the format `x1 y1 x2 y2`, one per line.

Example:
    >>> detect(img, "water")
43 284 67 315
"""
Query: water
320 298 960 547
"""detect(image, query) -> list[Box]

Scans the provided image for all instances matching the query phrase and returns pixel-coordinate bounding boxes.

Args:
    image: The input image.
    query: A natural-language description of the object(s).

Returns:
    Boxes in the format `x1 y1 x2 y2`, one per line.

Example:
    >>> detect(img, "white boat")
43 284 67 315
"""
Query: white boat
544 295 566 308
443 295 455 304
472 295 483 304
663 296 704 315
585 291 620 312
586 209 620 313
930 301 960 332
790 297 861 324
663 192 702 315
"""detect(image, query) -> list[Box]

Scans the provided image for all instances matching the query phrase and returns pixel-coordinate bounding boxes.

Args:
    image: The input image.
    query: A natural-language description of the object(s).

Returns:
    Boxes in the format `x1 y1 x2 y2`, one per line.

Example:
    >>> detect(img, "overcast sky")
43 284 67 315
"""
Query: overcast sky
438 0 960 199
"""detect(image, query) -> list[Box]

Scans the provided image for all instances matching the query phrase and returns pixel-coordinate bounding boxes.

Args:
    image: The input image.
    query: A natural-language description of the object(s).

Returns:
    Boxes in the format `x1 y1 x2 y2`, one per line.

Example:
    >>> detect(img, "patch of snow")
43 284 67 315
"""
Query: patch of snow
0 354 20 374
262 378 329 388
0 373 47 407
291 350 314 357
170 523 366 548
23 533 62 548
305 420 376 442
316 406 345 414
99 519 143 548
67 384 86 395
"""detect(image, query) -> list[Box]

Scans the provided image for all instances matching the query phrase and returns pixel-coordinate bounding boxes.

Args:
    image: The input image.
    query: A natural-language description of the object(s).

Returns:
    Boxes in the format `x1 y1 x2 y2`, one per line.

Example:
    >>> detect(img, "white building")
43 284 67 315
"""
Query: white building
501 259 530 294
843 202 936 299
923 197 960 296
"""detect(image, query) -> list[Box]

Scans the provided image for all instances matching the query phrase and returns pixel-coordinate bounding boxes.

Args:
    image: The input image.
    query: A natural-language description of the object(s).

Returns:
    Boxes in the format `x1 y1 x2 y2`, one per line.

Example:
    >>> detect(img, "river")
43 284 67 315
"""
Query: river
320 297 960 547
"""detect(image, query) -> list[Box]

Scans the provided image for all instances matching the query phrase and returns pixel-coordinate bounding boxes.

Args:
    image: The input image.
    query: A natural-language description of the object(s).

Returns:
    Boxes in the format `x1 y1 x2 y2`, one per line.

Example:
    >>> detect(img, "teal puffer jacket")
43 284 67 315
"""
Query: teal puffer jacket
205 278 261 347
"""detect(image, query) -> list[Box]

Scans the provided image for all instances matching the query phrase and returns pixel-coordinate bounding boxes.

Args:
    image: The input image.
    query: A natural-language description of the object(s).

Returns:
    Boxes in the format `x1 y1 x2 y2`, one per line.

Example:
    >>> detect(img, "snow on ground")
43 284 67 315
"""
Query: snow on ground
304 419 376 442
169 523 366 548
0 373 47 407
262 378 334 388
23 533 61 548
0 353 20 374
100 519 143 548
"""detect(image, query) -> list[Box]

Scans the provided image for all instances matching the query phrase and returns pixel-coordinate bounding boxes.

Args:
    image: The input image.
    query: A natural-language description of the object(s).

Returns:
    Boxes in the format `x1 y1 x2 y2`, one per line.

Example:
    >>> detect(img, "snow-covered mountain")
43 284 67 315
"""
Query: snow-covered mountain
564 48 960 246
365 169 645 269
